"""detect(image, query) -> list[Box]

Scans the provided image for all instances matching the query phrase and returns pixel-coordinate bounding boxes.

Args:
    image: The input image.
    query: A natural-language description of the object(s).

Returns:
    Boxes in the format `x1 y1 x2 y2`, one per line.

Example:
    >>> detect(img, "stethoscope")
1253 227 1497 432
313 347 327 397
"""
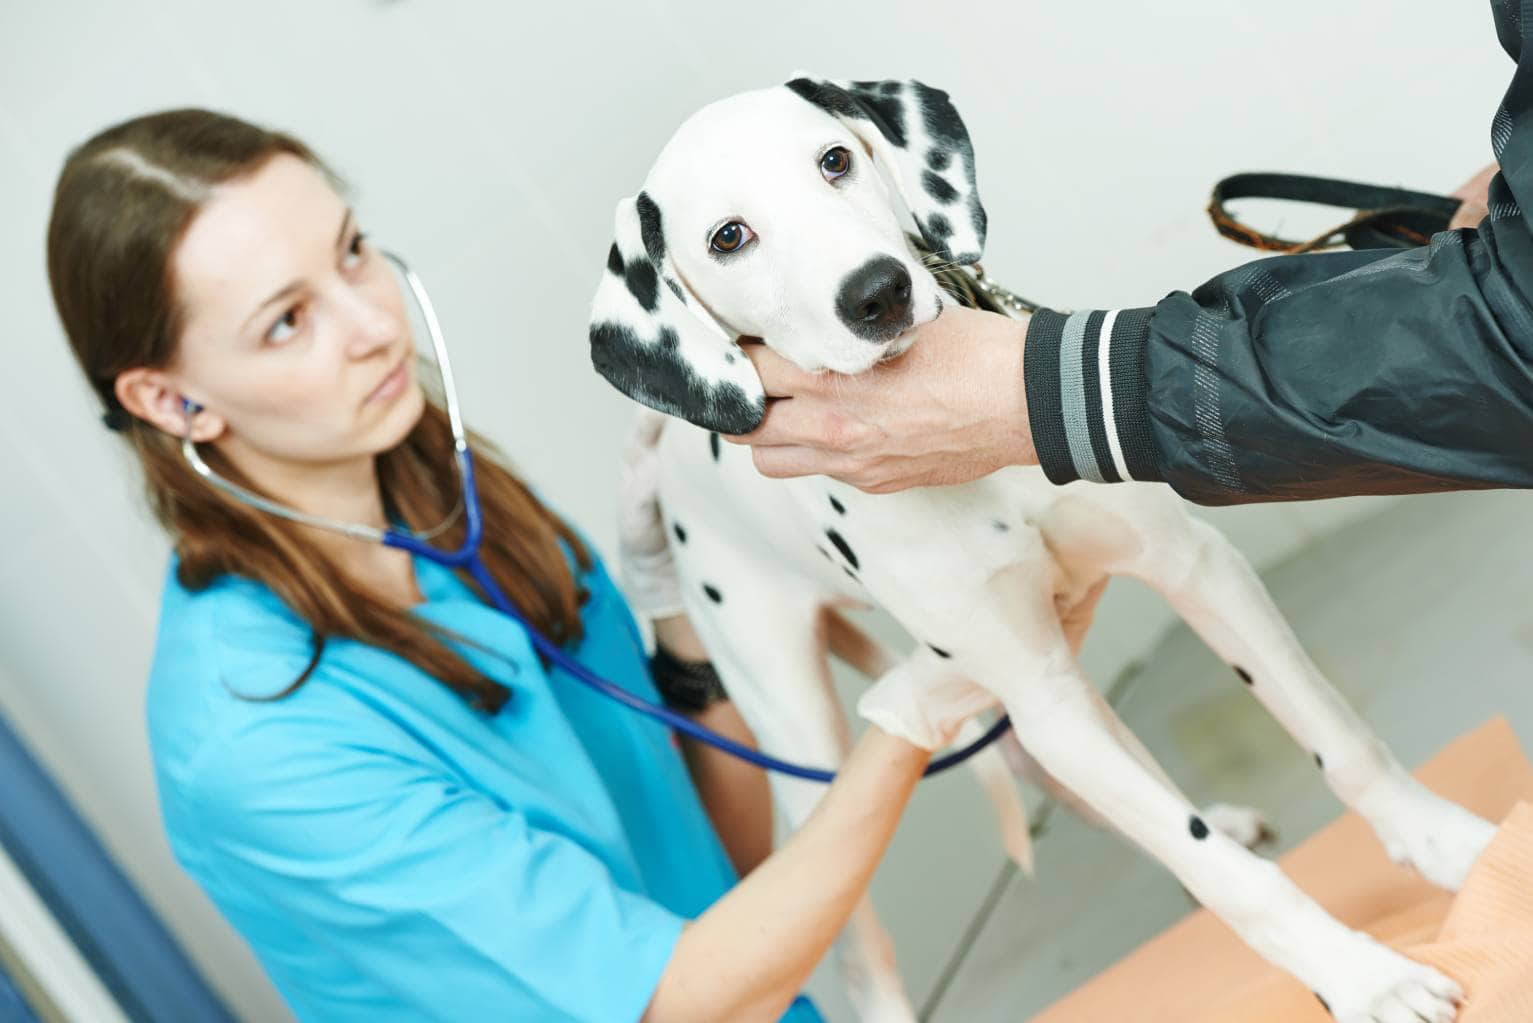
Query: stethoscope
181 250 1011 782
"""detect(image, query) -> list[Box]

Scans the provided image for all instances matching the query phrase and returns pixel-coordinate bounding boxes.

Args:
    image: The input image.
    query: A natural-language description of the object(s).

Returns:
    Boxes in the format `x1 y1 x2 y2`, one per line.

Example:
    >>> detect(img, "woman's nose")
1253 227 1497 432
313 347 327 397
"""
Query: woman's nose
341 284 401 358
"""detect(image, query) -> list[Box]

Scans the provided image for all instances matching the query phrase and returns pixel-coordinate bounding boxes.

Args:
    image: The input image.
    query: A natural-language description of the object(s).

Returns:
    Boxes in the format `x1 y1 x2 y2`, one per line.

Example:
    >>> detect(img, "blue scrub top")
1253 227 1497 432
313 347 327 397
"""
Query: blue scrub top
146 539 822 1023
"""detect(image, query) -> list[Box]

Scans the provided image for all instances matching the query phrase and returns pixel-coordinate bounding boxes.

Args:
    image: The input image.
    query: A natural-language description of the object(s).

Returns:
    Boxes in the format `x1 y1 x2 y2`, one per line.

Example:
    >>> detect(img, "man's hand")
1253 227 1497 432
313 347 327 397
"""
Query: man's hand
725 304 1036 494
1448 162 1497 230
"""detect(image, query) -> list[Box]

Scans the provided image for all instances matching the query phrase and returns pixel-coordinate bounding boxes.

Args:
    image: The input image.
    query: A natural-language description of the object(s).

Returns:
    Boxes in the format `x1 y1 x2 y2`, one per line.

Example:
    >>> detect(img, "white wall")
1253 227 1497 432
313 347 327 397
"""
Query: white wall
0 2 1507 1019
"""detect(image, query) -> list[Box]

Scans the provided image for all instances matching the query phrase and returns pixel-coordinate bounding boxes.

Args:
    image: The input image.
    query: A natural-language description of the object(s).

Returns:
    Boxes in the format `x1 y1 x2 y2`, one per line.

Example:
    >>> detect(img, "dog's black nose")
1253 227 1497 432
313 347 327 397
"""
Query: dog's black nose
836 256 914 341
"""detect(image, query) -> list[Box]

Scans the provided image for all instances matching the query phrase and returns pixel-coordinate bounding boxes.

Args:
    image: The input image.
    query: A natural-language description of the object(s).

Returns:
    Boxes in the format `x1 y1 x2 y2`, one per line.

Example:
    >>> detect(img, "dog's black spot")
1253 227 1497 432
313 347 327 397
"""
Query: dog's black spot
825 528 859 570
926 147 951 171
922 170 959 204
969 198 988 246
702 583 723 604
724 352 735 363
672 522 687 544
924 212 953 243
847 80 910 147
589 322 764 434
786 77 907 149
624 259 659 313
843 566 860 583
817 546 832 561
1234 666 1253 686
858 94 907 148
913 82 967 151
829 494 846 515
635 191 665 265
1189 815 1210 840
992 519 1010 532
1314 992 1331 1016
664 276 685 303
709 431 721 461
1314 752 1324 769
787 78 862 121
928 644 951 659
606 243 625 275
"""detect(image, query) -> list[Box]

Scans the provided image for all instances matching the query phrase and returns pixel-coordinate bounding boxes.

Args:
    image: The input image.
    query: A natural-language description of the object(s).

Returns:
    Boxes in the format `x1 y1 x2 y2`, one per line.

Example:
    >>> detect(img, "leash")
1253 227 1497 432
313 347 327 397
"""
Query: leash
910 236 1043 316
1207 172 1462 254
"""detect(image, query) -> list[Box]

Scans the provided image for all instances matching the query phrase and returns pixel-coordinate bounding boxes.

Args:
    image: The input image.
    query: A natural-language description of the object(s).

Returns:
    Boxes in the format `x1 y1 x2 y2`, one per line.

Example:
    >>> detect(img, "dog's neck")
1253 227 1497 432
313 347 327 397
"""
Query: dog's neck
908 235 1039 317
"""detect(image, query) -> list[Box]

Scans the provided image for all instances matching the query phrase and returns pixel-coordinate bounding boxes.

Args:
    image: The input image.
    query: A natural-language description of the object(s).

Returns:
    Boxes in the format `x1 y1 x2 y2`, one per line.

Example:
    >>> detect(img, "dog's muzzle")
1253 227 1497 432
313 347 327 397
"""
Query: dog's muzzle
836 256 914 342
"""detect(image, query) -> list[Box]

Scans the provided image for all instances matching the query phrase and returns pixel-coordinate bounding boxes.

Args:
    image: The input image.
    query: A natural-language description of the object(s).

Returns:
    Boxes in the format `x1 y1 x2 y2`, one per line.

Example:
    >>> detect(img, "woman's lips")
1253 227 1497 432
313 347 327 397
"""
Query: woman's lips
366 355 410 405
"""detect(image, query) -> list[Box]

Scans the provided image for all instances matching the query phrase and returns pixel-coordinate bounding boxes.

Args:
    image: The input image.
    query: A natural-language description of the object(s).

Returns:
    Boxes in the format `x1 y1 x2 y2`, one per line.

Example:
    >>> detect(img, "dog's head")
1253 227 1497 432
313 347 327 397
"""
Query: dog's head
588 74 988 433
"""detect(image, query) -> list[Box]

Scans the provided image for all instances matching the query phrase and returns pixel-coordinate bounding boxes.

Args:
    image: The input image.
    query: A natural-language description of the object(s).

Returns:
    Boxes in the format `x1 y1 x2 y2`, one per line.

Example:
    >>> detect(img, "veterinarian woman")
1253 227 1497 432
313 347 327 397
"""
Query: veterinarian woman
733 0 1533 506
47 110 981 1022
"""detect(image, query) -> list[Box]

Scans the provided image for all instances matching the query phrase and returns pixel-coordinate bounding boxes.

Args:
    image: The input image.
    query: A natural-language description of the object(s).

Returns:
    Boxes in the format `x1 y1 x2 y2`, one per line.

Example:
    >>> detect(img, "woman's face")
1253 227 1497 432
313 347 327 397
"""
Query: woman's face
166 153 423 472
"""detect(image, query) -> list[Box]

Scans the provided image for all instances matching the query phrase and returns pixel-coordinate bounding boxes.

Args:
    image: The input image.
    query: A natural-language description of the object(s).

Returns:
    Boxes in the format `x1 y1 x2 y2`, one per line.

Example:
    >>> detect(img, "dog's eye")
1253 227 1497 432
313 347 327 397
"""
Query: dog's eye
820 146 852 181
710 221 754 254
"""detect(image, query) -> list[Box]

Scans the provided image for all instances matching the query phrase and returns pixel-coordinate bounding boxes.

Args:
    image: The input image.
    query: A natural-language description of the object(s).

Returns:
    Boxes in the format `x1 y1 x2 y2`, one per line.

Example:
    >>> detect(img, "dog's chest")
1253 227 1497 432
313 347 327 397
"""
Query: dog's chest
656 424 1101 609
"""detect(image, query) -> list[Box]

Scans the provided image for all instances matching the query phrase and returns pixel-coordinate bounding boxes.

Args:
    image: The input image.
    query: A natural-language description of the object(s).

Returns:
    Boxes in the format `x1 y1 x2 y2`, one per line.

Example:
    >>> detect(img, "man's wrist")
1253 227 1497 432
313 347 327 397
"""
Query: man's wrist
997 311 1036 467
1023 307 1160 486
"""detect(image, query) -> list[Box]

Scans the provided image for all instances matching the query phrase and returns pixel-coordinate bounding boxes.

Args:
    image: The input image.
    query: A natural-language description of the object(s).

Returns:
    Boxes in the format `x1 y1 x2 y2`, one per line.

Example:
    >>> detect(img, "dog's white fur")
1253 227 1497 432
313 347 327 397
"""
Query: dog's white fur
591 77 1494 1023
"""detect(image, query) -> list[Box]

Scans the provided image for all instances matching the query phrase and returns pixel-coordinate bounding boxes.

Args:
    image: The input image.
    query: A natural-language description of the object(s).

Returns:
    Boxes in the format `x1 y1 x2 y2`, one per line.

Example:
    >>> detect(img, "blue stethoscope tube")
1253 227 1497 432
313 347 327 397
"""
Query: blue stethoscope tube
183 250 1012 783
386 444 1013 782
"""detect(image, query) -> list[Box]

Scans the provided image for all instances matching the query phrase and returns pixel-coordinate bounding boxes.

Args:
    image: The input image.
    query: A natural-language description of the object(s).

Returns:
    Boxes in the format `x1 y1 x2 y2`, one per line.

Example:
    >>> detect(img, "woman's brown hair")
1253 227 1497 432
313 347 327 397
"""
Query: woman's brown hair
47 108 589 713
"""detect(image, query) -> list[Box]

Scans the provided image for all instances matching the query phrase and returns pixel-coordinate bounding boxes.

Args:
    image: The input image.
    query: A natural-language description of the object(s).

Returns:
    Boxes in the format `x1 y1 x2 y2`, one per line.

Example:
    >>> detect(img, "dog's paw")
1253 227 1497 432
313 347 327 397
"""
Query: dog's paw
1200 802 1276 850
846 980 919 1023
1317 943 1461 1023
1359 778 1496 892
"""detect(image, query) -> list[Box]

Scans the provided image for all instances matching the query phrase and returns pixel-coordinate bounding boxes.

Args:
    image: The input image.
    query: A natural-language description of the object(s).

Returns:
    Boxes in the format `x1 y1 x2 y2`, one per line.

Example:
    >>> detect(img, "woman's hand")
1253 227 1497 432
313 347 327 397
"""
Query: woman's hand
724 304 1036 494
643 725 929 1023
856 657 999 751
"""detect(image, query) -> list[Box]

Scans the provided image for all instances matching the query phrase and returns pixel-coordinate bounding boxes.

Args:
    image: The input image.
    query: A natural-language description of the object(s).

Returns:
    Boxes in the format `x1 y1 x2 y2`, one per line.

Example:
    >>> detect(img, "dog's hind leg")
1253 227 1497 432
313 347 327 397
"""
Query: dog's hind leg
1123 512 1494 892
825 608 1035 874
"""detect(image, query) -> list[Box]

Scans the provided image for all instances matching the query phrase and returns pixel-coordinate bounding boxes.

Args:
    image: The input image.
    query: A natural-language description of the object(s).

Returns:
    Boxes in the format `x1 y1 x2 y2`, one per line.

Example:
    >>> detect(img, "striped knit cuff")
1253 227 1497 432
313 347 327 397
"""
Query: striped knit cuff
1024 307 1161 485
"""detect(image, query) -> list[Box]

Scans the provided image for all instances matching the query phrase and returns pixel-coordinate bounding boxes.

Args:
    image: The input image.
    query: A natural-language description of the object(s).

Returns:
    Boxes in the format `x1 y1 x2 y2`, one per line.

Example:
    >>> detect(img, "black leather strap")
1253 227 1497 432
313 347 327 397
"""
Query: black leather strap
649 644 729 714
1208 172 1462 254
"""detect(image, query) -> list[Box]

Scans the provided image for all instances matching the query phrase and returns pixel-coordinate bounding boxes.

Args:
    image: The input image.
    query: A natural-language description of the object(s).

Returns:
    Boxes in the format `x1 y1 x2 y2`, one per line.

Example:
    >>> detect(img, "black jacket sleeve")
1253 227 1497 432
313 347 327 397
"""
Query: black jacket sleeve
1023 0 1533 505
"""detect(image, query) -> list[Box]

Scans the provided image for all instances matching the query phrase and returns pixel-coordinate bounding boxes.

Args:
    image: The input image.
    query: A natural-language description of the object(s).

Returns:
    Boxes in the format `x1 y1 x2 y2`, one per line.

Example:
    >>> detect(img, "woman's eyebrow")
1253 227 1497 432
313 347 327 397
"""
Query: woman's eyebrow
240 208 354 332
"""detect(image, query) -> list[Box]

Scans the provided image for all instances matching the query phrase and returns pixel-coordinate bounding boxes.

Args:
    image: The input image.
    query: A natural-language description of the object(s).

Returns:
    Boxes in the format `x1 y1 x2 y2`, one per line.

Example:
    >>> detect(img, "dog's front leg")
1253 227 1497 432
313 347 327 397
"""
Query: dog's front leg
1127 515 1495 892
926 559 1463 1023
994 658 1462 1023
1003 678 1274 851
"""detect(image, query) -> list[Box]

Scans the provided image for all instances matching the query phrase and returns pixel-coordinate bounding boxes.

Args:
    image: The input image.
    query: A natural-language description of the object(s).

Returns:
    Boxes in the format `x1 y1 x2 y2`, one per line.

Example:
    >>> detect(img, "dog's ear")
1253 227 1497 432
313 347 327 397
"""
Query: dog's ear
784 74 987 264
588 191 766 434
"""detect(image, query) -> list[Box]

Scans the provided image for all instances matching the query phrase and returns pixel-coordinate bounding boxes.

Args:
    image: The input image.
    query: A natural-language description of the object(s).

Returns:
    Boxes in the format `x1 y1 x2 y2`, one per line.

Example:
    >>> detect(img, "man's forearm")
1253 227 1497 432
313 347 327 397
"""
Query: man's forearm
1022 235 1533 505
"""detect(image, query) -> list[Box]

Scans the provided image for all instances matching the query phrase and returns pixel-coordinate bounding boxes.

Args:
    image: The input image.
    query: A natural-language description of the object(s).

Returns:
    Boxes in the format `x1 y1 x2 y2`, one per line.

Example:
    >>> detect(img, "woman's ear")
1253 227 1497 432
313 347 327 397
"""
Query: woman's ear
114 368 223 442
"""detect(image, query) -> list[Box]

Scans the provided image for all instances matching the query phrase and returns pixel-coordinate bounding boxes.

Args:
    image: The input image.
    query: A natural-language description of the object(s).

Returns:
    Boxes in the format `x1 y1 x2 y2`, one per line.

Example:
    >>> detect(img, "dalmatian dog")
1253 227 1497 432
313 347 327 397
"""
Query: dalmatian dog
588 74 1496 1023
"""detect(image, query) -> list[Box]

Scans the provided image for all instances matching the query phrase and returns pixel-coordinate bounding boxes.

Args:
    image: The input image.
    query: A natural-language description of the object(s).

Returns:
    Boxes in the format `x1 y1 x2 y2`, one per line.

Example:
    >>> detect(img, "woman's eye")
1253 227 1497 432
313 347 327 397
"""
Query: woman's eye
343 230 368 267
710 221 754 254
820 146 852 180
266 305 301 345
